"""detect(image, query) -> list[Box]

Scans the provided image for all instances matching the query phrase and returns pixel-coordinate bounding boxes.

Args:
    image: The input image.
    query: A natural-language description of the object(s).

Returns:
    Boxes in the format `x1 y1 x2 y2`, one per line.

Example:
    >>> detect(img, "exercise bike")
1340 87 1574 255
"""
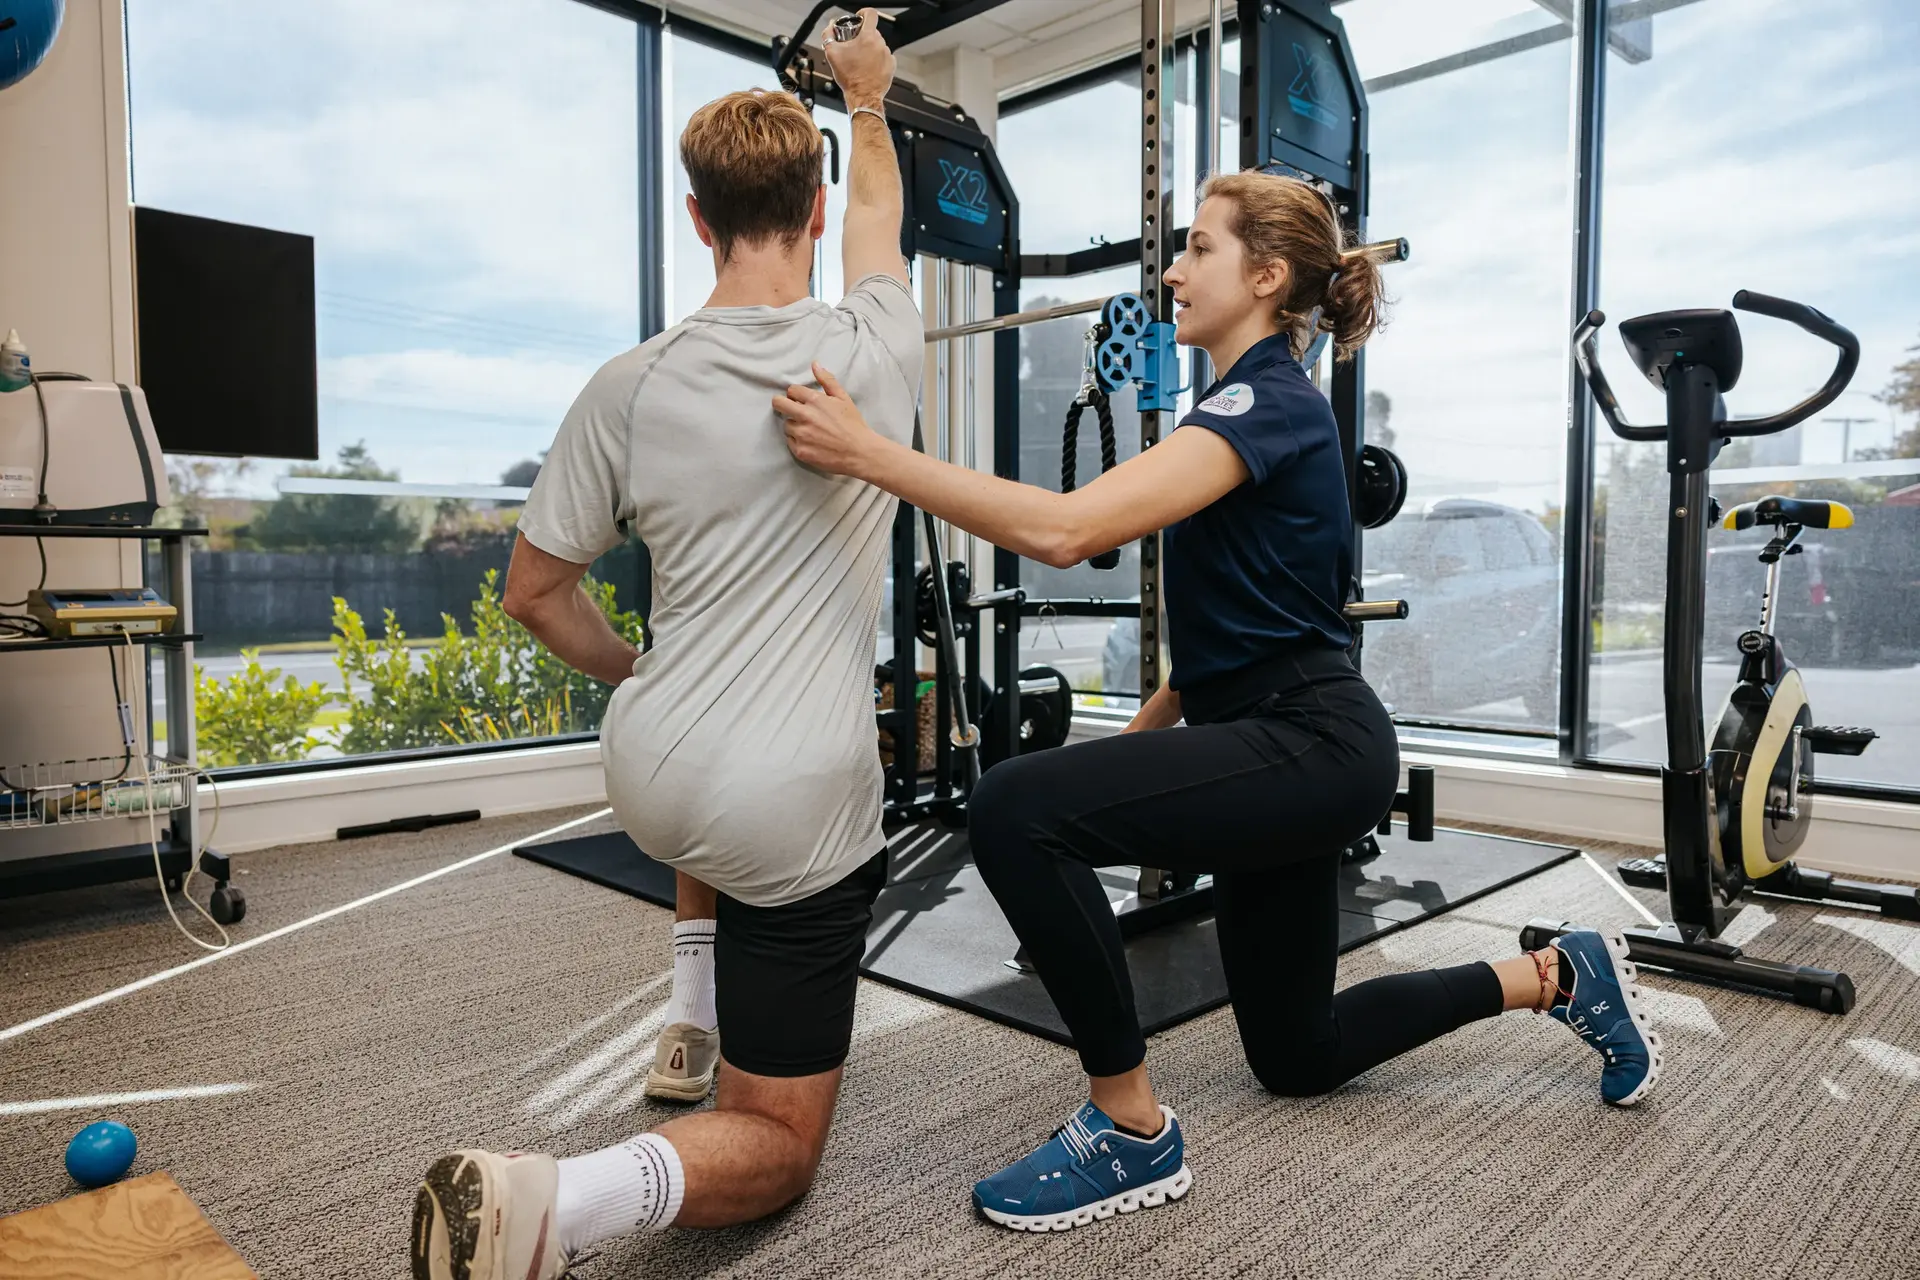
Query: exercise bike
1523 291 1920 1015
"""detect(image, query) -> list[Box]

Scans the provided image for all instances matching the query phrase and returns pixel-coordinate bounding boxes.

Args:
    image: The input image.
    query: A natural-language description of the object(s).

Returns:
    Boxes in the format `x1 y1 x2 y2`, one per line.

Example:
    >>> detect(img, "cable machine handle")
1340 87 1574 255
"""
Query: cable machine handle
774 4 891 86
1573 309 1662 443
1723 290 1860 438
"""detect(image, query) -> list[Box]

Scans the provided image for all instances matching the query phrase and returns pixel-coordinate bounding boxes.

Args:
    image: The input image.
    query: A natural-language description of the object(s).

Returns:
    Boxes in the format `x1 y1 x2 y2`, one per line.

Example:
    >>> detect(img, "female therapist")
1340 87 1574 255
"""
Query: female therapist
773 170 1660 1233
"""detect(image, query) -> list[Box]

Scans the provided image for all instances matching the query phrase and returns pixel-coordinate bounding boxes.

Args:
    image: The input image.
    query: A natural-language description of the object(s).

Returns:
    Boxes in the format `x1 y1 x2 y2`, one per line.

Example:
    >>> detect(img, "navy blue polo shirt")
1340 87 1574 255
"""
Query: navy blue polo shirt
1164 333 1353 691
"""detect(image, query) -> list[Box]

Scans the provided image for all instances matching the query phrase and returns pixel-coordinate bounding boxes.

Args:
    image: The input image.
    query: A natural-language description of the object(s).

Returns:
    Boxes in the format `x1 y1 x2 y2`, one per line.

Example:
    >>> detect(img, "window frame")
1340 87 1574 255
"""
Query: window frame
153 1 1919 803
126 0 670 779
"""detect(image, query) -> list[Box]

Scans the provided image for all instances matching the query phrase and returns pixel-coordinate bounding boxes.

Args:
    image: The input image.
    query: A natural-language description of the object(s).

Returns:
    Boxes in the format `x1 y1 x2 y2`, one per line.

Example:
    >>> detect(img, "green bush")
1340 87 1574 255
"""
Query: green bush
195 651 337 766
330 569 644 754
246 442 422 554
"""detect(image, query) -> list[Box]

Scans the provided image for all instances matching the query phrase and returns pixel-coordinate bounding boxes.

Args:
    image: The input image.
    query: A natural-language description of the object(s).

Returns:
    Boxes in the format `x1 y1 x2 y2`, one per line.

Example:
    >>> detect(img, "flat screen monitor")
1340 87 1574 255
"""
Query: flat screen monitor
132 205 318 461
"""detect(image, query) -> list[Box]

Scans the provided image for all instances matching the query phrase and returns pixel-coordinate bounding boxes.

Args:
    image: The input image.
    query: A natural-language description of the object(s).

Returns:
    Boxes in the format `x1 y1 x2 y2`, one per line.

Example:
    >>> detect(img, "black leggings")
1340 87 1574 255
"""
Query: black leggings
968 646 1505 1085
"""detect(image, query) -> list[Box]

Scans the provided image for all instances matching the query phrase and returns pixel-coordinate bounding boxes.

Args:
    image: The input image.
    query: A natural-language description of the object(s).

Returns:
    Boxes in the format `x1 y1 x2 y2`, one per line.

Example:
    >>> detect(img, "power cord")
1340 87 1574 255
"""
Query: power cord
104 643 133 783
120 629 230 952
30 369 55 520
2 366 56 607
0 612 49 641
0 537 46 608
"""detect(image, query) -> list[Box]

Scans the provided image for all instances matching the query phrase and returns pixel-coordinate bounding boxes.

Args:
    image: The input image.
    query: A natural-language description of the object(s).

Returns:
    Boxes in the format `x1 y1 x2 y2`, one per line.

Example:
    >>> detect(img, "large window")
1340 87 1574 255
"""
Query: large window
122 1 1918 791
1001 10 1578 725
1589 0 1920 789
1007 267 1147 699
1001 73 1157 701
1000 71 1147 257
1340 0 1575 735
127 0 647 766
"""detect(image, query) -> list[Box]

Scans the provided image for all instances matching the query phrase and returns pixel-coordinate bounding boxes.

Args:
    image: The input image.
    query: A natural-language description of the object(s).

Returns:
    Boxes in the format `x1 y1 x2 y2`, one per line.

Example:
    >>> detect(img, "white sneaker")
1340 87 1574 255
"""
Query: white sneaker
644 1022 720 1102
411 1148 568 1280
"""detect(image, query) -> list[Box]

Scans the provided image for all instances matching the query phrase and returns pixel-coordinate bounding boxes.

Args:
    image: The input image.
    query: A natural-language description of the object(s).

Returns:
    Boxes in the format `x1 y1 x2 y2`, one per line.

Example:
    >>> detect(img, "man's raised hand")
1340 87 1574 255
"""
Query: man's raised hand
822 7 894 108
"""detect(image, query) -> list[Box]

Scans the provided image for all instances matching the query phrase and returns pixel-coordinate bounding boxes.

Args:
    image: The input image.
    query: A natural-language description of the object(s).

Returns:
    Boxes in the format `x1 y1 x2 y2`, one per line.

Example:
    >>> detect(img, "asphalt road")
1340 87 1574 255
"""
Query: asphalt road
1585 654 1920 789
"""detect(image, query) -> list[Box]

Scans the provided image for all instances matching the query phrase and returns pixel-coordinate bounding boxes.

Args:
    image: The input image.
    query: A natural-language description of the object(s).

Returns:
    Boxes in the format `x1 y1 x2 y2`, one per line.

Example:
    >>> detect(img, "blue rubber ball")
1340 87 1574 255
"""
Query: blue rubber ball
1 1 65 92
65 1120 137 1188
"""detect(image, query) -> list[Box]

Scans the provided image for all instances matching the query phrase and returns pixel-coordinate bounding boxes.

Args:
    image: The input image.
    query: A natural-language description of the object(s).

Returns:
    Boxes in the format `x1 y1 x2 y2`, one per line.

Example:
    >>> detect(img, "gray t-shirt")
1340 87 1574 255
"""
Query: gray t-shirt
520 275 923 906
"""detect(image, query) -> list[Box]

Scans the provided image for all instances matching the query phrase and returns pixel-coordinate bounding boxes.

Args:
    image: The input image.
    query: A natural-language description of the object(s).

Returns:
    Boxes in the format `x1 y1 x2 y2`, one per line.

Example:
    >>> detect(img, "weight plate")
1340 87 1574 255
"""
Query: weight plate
1018 665 1073 752
1356 443 1409 530
914 561 972 647
982 665 1073 766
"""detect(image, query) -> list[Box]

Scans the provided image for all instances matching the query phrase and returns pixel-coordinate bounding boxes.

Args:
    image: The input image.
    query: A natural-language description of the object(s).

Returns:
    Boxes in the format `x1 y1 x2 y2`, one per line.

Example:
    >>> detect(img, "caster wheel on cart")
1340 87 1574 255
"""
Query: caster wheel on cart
210 884 247 925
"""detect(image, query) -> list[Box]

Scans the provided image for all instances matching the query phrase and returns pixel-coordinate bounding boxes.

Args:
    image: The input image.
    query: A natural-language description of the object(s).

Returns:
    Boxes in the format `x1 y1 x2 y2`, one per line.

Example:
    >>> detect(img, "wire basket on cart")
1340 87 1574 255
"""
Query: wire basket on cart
1 755 195 830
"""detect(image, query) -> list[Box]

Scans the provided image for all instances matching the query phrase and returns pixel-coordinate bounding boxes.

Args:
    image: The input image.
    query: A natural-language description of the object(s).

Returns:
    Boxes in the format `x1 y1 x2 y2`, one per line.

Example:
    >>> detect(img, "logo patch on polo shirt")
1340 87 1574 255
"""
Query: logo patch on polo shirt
1198 383 1255 417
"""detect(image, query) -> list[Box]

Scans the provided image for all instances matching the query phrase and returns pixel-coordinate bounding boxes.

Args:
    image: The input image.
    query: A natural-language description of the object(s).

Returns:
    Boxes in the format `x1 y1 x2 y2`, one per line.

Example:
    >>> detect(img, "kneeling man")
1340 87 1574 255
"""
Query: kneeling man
408 15 920 1278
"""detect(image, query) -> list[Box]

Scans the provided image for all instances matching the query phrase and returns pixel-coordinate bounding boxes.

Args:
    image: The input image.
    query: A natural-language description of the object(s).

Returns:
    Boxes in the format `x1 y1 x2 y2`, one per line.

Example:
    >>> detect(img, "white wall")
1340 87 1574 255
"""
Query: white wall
0 0 134 382
0 0 150 861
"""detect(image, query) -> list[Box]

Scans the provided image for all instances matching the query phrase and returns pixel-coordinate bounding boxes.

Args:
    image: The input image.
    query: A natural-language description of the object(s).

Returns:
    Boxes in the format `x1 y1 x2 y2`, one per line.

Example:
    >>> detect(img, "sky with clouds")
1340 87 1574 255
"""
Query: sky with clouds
126 0 642 489
125 0 1917 508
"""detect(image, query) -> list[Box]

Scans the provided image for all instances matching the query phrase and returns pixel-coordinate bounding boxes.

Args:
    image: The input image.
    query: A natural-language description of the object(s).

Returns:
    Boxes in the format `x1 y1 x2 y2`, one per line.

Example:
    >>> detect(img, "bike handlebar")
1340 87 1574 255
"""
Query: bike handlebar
1573 293 1860 444
1723 290 1860 437
1573 309 1663 442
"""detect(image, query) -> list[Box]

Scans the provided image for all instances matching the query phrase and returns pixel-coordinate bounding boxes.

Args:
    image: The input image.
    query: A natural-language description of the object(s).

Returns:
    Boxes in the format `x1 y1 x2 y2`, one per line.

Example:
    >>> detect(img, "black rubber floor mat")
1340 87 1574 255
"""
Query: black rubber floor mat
858 824 1577 1044
516 824 1577 1045
514 824 973 907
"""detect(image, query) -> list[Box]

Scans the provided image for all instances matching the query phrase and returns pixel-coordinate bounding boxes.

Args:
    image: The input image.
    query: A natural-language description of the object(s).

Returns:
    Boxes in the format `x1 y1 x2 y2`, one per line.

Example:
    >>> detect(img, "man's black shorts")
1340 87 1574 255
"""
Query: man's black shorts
713 847 888 1077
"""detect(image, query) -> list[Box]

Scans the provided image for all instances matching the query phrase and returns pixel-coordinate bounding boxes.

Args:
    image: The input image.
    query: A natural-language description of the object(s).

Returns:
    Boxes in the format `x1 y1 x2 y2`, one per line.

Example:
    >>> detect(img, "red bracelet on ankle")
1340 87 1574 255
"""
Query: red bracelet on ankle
1530 948 1559 1013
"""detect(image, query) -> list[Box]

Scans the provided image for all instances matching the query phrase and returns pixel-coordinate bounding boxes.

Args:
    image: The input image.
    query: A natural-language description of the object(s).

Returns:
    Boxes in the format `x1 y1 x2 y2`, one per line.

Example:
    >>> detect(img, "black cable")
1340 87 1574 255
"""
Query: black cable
1060 387 1120 495
31 370 53 515
1061 398 1086 493
1086 398 1122 569
1094 392 1118 475
1062 387 1122 570
104 642 133 783
1 369 54 606
0 612 46 797
0 536 47 608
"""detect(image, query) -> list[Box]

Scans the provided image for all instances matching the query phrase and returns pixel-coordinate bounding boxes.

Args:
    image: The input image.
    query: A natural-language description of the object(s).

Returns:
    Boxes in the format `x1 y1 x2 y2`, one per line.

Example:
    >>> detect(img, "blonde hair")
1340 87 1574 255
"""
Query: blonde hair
1198 170 1389 361
679 89 823 261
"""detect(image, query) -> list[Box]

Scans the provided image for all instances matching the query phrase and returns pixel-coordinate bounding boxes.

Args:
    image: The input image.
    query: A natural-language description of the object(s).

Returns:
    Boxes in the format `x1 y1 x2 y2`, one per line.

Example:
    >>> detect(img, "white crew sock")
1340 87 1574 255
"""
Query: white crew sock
555 1132 686 1254
662 918 717 1031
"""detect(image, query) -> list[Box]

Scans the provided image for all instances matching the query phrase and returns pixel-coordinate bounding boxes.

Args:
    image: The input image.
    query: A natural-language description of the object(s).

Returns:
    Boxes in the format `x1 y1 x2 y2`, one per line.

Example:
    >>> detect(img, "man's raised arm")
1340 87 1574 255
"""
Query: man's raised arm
823 9 906 287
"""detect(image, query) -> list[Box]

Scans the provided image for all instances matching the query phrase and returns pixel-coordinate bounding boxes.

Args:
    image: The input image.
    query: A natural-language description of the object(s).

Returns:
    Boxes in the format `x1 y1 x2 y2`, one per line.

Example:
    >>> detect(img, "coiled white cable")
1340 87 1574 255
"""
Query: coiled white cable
123 629 230 952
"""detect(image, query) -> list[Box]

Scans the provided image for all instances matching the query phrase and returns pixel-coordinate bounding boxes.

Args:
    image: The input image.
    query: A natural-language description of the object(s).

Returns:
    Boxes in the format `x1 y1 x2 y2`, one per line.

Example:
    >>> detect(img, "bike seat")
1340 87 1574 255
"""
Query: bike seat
1722 495 1854 530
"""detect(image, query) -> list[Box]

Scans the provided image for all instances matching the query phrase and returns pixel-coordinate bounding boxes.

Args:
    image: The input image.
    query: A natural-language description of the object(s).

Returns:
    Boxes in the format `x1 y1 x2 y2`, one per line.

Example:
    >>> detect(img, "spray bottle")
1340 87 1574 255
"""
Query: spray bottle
0 330 30 393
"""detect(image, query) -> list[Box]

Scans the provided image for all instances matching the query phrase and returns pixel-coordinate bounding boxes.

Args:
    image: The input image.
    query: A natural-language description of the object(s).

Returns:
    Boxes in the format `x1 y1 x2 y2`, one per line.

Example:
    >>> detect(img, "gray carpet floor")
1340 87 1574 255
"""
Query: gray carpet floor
3 806 1918 1279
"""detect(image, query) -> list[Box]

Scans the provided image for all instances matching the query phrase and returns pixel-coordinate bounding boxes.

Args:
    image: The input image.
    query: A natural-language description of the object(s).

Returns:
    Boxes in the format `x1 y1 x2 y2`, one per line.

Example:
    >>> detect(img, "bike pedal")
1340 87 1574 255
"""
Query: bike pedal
1803 726 1877 756
1617 857 1669 889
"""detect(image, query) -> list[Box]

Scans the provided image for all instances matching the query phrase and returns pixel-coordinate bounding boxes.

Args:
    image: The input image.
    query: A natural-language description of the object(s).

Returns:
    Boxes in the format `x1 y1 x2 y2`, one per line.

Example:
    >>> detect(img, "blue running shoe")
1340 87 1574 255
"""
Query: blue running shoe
972 1102 1190 1232
1550 929 1664 1106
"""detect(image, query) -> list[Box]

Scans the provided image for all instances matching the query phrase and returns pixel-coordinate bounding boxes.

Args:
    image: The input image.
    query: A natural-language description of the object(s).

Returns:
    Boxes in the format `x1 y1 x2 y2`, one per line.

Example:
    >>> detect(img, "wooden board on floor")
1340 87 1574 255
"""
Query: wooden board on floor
0 1171 255 1279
